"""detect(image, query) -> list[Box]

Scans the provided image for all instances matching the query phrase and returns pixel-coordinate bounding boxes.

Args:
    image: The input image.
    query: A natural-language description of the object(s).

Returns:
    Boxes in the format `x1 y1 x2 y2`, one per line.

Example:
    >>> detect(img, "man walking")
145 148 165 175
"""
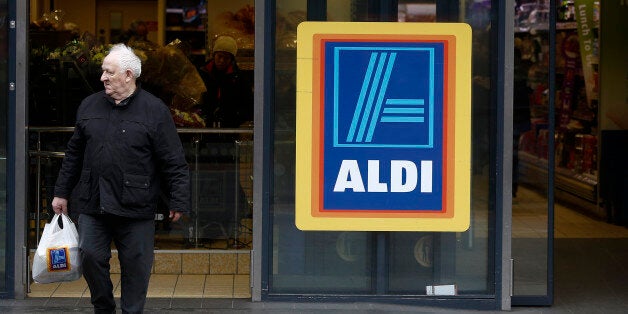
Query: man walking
51 43 190 314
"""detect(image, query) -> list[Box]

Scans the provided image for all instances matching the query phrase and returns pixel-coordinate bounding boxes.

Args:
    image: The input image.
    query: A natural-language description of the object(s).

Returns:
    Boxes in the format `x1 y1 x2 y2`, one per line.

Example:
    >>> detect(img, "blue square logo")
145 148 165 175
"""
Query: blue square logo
328 43 444 149
322 41 446 211
48 247 70 271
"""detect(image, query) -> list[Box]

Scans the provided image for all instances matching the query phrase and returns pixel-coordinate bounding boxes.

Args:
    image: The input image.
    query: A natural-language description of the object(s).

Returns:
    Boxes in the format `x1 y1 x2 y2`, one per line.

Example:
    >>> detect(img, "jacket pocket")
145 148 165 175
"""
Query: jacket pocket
122 173 151 207
77 169 91 201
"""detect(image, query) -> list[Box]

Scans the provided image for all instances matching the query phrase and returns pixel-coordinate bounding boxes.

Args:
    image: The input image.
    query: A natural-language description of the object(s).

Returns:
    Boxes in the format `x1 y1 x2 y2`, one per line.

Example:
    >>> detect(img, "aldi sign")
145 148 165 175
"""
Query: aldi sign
296 22 472 231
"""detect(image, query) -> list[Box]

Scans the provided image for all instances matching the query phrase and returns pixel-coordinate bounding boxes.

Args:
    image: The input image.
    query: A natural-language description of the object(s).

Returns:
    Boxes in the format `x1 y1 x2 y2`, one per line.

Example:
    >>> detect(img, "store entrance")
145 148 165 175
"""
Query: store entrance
26 0 255 299
511 0 628 306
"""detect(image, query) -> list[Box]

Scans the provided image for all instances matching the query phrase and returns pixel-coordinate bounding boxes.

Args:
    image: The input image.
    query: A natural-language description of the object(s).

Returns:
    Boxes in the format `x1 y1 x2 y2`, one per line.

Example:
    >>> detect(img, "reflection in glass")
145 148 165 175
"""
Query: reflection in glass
273 0 304 288
387 1 494 295
272 0 376 293
512 1 550 296
398 3 436 22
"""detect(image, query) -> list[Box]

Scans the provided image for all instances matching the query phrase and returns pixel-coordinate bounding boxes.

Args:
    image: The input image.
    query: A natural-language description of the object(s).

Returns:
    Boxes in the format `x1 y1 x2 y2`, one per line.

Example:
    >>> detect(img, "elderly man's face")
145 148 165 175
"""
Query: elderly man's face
101 53 133 102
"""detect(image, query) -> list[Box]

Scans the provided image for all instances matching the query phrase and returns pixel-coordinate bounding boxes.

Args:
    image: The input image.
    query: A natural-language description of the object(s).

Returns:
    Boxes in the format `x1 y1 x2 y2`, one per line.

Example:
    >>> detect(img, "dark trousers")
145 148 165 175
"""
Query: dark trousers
78 213 155 314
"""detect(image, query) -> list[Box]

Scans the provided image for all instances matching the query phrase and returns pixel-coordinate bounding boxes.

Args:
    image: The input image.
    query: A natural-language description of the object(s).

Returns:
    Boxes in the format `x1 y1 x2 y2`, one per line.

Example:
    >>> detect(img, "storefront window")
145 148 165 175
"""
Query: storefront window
0 0 9 293
269 0 495 296
26 0 255 252
272 0 383 294
273 0 381 295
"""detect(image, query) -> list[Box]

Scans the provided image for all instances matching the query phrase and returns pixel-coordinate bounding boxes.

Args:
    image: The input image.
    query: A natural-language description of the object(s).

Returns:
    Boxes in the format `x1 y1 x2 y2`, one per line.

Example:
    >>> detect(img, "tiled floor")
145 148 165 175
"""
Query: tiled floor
27 244 253 299
29 274 251 299
513 185 628 239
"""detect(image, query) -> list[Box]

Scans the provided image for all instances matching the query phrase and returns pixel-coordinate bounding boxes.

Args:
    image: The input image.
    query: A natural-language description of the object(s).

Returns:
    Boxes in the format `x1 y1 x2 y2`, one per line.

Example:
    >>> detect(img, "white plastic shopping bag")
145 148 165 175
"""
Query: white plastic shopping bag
32 213 82 283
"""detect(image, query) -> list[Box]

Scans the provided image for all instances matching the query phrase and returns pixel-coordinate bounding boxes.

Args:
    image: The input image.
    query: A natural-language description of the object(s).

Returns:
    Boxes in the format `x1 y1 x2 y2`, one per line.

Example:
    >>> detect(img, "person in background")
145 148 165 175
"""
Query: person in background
198 35 253 130
195 36 252 244
51 43 190 314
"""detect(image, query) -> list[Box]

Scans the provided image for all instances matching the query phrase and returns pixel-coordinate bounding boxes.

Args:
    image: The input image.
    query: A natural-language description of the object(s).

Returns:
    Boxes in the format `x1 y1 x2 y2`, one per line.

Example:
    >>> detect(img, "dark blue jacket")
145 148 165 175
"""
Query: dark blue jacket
54 88 191 219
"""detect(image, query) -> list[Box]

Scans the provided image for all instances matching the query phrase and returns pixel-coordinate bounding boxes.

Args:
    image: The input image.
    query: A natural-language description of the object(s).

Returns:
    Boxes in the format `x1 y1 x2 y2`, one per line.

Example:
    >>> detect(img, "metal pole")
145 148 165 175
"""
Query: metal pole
233 140 242 247
194 135 200 248
35 131 42 245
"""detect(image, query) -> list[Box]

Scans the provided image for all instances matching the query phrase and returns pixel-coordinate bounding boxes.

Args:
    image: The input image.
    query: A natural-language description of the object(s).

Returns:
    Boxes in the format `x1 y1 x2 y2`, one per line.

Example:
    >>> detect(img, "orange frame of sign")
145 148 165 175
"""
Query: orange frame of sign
296 22 472 231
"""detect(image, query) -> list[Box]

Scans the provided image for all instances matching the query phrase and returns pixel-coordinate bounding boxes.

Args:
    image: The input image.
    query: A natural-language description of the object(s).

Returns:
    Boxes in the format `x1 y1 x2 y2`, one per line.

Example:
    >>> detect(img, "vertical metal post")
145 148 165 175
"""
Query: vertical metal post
13 0 30 298
35 131 42 245
193 135 200 247
253 0 275 301
496 0 515 309
546 0 557 304
233 140 241 247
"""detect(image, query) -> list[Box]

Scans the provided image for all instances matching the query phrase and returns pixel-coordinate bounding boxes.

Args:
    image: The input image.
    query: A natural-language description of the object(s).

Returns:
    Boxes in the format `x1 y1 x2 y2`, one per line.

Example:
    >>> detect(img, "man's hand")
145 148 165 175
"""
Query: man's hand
51 197 68 215
169 210 183 222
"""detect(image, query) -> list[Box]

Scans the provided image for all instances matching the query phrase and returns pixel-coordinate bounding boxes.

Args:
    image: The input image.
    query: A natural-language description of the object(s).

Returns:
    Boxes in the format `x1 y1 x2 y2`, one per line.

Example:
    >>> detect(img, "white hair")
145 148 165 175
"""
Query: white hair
108 43 142 78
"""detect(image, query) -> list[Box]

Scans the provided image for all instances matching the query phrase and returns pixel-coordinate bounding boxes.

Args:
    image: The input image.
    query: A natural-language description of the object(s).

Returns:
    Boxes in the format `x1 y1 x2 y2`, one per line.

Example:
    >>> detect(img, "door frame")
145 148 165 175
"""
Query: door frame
496 0 514 310
10 0 29 300
510 0 556 306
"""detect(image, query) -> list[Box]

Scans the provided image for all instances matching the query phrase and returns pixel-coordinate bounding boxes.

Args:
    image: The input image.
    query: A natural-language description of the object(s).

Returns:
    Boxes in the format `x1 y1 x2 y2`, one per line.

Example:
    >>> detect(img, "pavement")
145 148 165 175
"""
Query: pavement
0 297 581 313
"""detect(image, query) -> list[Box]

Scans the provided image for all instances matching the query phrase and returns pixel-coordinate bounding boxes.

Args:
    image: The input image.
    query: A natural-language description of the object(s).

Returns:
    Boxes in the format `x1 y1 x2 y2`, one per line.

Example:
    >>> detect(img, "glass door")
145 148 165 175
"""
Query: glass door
263 0 501 307
511 0 556 305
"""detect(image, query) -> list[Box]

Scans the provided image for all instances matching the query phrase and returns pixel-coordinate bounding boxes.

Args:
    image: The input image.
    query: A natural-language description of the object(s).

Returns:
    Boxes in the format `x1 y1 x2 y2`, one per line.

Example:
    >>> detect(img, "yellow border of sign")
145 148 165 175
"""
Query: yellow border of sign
296 22 471 231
